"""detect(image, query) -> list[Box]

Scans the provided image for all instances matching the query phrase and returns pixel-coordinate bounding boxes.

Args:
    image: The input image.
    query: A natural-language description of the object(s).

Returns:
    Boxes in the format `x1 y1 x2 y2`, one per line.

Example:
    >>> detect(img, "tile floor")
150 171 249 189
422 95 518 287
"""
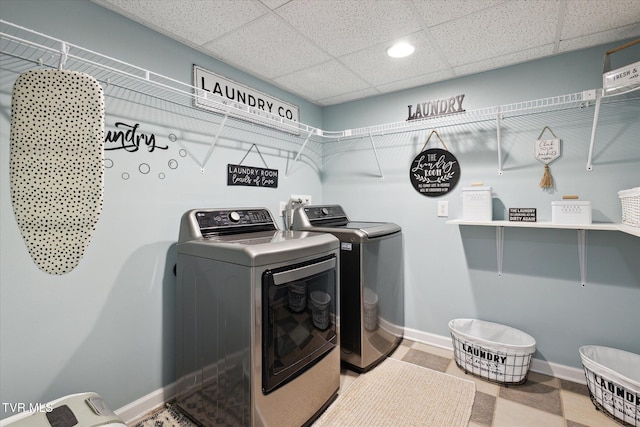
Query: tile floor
362 339 624 427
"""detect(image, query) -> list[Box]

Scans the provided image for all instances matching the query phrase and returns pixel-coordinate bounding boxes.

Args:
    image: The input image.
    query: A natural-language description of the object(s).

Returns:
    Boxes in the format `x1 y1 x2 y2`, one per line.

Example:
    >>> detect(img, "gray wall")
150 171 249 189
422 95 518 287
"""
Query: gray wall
1 0 639 419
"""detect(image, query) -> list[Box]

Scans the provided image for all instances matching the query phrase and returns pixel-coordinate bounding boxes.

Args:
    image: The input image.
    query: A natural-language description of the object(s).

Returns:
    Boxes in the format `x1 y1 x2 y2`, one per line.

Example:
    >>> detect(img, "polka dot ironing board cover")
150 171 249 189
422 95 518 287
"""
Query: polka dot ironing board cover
10 69 105 275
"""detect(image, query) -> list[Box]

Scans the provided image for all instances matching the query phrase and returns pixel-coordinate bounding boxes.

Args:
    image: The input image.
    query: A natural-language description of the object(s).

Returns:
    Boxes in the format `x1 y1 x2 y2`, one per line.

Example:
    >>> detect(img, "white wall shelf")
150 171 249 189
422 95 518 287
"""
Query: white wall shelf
446 219 639 286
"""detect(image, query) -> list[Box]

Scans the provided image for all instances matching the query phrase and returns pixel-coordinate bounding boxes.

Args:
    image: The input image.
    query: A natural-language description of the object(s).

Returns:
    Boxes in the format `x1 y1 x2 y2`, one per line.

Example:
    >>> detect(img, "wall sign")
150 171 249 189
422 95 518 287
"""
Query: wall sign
193 65 299 125
509 208 537 222
410 148 461 196
227 144 278 188
227 164 278 188
534 126 561 189
407 94 465 121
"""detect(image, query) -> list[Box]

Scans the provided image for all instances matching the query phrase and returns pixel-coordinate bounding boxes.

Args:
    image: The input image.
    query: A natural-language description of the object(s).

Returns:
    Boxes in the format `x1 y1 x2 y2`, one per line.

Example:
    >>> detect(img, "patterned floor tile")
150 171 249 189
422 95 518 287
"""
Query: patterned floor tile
401 348 451 372
499 378 563 416
469 391 496 426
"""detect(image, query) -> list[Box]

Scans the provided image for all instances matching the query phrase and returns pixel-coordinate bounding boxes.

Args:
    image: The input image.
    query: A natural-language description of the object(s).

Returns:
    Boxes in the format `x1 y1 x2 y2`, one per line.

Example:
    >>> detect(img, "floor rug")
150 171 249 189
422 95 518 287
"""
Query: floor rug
312 357 475 427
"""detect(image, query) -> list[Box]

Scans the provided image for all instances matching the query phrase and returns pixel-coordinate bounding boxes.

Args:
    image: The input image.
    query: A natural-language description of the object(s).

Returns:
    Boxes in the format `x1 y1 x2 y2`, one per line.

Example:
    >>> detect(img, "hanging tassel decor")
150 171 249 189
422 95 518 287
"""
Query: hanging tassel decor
540 164 553 188
534 126 561 189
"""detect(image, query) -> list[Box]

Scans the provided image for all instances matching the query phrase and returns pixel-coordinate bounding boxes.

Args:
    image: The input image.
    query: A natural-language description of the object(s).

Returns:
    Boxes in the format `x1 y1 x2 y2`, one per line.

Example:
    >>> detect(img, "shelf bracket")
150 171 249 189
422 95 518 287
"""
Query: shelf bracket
496 226 504 276
586 90 602 171
496 108 503 175
577 229 587 286
285 129 313 178
200 113 229 173
367 133 384 180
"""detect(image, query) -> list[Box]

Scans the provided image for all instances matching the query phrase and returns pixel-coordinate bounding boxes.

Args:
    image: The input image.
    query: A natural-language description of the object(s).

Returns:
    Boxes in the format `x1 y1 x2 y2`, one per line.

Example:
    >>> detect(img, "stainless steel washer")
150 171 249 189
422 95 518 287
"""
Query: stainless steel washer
291 205 404 372
176 208 340 427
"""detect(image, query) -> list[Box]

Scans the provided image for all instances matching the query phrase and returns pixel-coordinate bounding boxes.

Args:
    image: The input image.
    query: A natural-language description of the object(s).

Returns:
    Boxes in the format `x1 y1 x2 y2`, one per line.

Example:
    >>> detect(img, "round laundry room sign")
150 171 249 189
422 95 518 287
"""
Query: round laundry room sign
409 148 461 197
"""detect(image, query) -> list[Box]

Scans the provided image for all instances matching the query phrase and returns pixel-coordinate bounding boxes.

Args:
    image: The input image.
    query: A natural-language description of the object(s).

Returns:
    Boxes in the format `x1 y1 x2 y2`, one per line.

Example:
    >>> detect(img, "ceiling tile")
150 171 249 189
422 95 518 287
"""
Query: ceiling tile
411 0 506 27
93 0 268 46
274 60 371 101
430 0 560 67
562 0 640 40
375 70 456 95
559 23 640 54
317 87 382 106
453 44 554 77
275 0 423 57
203 14 332 79
340 32 451 86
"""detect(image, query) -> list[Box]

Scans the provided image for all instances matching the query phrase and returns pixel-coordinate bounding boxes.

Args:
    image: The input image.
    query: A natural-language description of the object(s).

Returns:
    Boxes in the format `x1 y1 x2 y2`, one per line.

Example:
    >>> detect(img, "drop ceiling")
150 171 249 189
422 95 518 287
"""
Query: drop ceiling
92 0 640 106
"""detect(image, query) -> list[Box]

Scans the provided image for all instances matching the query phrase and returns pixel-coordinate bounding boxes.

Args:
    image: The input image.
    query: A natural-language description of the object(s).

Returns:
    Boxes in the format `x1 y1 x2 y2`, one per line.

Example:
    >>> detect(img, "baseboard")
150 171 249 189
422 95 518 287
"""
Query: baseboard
114 382 176 425
116 327 587 423
403 326 587 385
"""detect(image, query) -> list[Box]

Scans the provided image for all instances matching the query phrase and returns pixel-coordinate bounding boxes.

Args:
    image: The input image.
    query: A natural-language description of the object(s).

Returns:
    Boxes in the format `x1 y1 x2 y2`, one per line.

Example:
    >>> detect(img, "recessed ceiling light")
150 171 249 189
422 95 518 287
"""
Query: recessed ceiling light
387 42 415 58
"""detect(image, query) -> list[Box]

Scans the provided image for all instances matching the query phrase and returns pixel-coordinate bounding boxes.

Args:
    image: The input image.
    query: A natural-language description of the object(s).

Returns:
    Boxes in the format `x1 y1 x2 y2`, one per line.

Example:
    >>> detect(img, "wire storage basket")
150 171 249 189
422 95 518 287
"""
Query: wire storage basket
449 318 536 385
619 187 640 227
580 346 640 426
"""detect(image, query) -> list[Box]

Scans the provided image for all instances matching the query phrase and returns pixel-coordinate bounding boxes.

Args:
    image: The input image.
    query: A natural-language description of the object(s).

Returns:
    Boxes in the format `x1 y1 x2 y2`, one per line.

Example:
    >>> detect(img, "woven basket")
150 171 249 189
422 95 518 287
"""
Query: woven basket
619 187 640 227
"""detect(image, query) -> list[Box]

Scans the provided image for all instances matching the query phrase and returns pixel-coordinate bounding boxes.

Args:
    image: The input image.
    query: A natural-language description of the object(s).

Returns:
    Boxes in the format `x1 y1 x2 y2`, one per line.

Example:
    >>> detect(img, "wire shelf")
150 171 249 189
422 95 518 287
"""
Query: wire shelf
2 19 638 175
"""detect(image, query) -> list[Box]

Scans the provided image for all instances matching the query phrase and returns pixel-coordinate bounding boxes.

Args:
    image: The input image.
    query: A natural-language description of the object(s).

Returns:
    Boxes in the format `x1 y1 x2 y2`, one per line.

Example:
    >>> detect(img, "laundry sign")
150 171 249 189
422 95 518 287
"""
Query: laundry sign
193 65 299 125
227 164 278 188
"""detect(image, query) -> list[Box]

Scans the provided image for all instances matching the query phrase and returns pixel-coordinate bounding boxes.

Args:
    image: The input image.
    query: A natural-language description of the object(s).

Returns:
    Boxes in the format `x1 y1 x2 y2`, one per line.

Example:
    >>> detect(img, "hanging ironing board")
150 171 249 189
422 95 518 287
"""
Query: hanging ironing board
10 69 105 275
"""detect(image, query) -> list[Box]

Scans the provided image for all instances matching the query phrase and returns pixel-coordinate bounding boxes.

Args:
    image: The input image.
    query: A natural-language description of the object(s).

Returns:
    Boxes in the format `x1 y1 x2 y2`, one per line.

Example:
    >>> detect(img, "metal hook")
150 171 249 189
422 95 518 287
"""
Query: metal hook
58 41 69 70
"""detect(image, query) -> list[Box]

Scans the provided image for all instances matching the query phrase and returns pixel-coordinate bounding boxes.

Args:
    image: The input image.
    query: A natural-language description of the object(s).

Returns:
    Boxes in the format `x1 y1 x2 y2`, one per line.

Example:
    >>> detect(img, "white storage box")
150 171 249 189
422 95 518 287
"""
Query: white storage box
552 200 592 225
580 345 640 426
462 186 492 221
449 318 536 385
619 187 640 227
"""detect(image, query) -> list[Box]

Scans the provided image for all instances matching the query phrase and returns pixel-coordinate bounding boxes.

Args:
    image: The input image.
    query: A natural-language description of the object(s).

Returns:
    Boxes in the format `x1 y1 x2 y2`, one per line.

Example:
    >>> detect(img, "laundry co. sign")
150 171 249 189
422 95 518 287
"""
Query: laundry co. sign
193 65 299 125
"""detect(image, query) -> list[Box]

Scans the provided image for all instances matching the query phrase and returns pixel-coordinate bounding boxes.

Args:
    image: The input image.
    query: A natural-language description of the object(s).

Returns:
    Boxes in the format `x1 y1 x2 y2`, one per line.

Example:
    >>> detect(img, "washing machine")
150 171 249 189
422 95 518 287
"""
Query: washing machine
176 208 340 427
0 392 126 427
291 205 404 372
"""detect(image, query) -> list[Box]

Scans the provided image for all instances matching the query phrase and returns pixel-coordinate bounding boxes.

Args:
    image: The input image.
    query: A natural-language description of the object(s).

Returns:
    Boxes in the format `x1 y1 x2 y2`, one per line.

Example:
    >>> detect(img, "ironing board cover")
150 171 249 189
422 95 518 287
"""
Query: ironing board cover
10 69 105 275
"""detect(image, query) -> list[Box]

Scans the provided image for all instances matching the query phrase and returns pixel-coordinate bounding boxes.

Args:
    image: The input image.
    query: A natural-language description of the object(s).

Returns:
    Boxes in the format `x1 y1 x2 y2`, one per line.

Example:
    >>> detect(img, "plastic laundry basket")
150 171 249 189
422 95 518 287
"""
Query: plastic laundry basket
449 318 536 385
580 345 640 426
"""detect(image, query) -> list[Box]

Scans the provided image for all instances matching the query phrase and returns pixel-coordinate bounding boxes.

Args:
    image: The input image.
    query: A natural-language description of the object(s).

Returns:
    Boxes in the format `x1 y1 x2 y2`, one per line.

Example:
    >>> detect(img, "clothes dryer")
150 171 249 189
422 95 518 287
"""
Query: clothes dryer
291 205 404 372
176 208 340 427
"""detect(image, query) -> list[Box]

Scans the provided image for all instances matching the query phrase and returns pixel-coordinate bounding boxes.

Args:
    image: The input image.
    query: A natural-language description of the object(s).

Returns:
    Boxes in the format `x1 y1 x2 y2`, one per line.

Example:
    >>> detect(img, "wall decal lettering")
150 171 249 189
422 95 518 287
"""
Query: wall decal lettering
104 122 167 152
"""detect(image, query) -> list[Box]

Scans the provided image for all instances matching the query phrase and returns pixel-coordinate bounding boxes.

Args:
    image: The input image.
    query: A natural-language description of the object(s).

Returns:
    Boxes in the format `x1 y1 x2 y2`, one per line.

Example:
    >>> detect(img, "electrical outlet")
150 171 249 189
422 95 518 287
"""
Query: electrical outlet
290 195 312 205
437 200 449 217
279 201 286 216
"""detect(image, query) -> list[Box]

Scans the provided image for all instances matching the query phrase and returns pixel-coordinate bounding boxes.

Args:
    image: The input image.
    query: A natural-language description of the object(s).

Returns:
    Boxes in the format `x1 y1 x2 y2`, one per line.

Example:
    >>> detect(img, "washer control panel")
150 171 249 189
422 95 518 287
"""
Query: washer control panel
195 208 276 235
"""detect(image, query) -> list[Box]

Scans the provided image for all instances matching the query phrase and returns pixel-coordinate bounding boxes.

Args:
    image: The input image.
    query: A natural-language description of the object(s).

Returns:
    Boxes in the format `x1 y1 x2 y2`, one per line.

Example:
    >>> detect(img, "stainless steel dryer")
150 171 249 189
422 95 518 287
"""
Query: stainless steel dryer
291 205 404 372
176 208 340 427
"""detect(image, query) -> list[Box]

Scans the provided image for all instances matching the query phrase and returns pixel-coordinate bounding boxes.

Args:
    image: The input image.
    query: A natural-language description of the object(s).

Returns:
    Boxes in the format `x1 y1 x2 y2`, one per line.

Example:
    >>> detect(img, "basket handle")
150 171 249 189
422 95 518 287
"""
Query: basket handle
603 38 640 73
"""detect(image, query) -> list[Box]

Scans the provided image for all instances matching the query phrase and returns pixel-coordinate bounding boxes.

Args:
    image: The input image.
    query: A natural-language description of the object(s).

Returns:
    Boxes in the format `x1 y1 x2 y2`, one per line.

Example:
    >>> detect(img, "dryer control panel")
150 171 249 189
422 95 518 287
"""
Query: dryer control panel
302 205 348 223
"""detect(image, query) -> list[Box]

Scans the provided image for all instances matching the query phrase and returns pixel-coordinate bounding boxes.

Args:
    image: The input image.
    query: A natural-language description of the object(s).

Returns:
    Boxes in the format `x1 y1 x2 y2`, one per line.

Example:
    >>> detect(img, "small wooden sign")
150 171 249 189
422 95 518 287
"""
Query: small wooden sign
227 164 278 188
509 208 537 222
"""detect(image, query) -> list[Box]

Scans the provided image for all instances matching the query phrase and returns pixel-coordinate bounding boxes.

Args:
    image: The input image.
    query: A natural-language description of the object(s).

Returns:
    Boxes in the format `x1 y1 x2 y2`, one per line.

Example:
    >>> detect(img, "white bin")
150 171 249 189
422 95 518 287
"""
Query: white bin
449 318 536 385
462 186 492 221
579 345 640 426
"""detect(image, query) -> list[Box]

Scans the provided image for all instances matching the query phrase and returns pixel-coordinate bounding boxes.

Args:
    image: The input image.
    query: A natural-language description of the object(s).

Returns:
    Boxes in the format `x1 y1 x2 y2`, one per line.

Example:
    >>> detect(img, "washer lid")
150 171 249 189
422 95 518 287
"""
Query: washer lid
177 230 339 266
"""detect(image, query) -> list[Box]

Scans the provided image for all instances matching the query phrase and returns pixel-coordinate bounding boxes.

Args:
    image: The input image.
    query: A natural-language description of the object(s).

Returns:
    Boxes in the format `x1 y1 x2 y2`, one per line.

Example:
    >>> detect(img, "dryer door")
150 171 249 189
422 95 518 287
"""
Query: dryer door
261 254 337 394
